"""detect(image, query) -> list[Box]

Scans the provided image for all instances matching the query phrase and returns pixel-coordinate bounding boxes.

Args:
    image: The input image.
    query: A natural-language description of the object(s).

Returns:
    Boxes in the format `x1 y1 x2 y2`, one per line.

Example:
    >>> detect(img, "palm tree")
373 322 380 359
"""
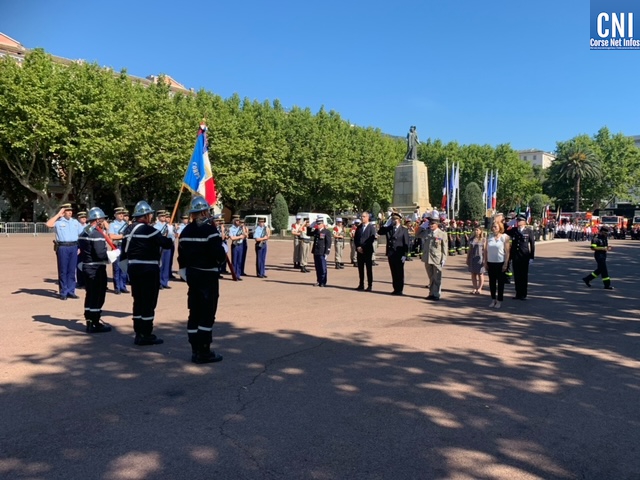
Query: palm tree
555 142 600 211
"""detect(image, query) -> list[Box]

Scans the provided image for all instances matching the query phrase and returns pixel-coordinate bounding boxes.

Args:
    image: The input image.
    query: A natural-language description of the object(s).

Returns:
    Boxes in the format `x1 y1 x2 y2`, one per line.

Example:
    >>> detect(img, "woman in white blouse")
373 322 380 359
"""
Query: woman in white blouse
483 222 511 308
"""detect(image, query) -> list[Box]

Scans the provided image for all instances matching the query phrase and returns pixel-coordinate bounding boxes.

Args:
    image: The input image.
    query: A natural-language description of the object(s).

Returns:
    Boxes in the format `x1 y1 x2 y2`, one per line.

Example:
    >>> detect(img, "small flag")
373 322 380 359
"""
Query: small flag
525 205 532 224
491 170 498 210
441 171 448 211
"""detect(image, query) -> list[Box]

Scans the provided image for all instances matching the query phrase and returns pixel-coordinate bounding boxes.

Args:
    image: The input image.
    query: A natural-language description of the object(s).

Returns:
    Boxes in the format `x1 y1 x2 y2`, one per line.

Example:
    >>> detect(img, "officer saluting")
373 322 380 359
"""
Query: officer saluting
46 203 82 300
120 201 173 346
177 197 226 364
78 207 112 333
507 214 535 300
308 216 332 287
378 212 410 295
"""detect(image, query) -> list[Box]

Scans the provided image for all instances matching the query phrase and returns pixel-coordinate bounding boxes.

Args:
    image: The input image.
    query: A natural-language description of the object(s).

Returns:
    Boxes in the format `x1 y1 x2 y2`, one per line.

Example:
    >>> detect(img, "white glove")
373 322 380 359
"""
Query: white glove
324 254 328 260
441 260 446 268
401 256 406 263
106 248 121 264
385 218 393 227
179 268 187 281
529 259 534 265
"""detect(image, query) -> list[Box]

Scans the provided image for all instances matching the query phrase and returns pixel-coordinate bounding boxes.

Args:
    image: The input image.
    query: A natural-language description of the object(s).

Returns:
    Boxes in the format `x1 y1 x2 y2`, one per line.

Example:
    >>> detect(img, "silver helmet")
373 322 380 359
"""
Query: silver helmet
189 196 210 214
133 200 154 217
87 207 106 221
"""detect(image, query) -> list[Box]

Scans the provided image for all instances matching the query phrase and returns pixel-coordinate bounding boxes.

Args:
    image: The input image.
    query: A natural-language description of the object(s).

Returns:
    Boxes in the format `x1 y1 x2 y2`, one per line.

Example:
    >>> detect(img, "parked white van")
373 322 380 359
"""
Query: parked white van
296 212 334 228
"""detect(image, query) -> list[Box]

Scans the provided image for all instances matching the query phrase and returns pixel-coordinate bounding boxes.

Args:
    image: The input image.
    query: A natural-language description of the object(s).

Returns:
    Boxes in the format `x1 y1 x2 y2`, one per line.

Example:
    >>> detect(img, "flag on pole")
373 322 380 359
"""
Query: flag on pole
545 205 550 225
491 170 498 210
482 170 488 211
453 163 460 215
441 169 448 211
183 123 217 205
486 171 493 210
525 205 532 224
449 162 456 217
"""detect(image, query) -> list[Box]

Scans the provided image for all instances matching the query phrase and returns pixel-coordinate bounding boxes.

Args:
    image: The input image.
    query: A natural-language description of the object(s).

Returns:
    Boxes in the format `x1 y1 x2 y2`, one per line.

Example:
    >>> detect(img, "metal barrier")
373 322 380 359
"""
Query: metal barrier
1 222 53 236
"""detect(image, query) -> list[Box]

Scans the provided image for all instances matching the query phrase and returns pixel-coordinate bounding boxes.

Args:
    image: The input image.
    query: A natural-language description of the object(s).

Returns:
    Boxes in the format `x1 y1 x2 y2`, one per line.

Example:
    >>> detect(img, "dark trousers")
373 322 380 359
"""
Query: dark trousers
255 243 267 276
232 244 244 278
160 248 172 287
56 245 77 297
487 262 506 301
76 252 85 288
129 266 160 336
512 259 530 299
587 256 610 286
186 269 219 348
357 251 373 287
241 239 248 274
313 254 327 285
112 255 128 292
388 255 404 293
83 266 107 323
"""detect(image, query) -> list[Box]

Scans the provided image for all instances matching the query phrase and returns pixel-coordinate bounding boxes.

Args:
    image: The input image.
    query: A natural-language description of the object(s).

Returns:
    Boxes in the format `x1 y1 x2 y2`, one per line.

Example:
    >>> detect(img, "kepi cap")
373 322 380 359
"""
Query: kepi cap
296 215 302 219
77 211 87 218
316 215 324 222
60 203 72 211
517 215 527 222
336 217 343 222
114 207 124 214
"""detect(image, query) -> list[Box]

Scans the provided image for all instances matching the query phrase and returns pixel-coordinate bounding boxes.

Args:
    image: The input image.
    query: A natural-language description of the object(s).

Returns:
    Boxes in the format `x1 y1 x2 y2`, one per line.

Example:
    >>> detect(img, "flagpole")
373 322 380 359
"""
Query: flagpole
445 158 449 219
169 185 185 226
456 162 460 219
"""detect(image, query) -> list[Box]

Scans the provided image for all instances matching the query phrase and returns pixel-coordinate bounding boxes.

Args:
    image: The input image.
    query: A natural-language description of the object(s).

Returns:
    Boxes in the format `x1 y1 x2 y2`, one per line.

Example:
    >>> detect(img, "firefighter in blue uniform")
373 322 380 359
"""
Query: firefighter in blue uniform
177 196 226 363
46 203 82 300
308 216 332 287
254 217 270 278
108 207 129 294
228 215 245 280
582 226 614 289
78 207 112 333
120 201 173 346
378 212 410 295
507 215 535 300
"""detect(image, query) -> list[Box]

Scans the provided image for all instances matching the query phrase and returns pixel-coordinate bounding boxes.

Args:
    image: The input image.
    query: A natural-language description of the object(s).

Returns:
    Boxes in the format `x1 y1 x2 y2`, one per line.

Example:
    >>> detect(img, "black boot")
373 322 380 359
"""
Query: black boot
134 333 164 346
192 344 223 364
86 321 112 333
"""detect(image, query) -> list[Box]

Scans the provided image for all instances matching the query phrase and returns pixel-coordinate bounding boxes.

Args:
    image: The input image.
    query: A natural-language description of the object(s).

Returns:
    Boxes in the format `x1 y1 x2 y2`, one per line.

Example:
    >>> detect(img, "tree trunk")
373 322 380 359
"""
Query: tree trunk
574 175 581 212
113 182 124 208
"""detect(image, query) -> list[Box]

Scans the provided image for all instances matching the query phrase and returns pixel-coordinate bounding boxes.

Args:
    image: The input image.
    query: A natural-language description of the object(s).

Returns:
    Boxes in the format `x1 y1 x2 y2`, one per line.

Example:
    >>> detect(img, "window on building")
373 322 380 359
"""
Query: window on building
533 155 537 160
523 156 527 160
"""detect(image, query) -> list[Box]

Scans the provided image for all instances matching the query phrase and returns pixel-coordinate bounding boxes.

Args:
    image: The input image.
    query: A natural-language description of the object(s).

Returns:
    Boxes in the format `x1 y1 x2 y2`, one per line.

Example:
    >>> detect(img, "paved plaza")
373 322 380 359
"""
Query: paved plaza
0 236 639 479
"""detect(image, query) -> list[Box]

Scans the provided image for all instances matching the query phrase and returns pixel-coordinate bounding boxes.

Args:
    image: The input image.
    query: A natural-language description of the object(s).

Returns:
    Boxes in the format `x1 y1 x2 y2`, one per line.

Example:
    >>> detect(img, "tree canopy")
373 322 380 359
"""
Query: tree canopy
1 49 637 220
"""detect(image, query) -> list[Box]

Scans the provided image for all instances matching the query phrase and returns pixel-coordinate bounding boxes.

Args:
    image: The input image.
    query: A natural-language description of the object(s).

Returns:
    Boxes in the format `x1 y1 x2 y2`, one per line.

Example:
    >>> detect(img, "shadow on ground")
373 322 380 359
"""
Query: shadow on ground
1 242 639 479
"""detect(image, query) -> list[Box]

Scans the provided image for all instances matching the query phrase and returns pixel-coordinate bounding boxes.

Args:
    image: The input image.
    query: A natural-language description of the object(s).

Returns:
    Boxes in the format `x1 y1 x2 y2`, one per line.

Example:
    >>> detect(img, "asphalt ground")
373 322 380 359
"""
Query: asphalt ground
0 236 639 480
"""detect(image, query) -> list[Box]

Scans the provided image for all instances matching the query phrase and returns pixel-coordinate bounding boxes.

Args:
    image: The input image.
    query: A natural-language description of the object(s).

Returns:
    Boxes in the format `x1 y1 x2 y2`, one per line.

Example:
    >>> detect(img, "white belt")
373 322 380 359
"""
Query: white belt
192 267 220 272
129 259 159 265
84 261 108 266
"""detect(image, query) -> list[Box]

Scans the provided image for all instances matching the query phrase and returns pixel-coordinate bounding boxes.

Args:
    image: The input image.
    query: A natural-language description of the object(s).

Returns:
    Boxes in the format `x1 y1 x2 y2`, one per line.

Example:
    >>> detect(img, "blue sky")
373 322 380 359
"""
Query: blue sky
1 0 636 152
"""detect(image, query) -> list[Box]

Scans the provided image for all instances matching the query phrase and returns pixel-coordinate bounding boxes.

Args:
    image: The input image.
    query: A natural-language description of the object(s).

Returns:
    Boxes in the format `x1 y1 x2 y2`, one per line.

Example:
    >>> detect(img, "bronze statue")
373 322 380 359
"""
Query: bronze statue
404 125 419 161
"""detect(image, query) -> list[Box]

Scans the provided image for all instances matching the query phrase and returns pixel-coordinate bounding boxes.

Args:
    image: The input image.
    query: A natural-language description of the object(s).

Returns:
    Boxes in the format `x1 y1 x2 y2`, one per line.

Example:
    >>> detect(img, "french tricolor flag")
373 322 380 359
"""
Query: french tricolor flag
183 124 217 205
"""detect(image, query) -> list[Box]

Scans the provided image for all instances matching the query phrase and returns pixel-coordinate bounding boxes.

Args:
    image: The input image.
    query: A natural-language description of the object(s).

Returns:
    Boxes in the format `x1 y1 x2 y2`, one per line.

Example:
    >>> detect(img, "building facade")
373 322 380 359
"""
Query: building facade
518 149 555 169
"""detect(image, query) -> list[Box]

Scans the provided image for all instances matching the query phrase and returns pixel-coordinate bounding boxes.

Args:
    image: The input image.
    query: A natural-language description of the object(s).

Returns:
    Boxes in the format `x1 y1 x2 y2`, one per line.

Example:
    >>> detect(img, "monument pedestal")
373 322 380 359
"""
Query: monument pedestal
391 160 431 215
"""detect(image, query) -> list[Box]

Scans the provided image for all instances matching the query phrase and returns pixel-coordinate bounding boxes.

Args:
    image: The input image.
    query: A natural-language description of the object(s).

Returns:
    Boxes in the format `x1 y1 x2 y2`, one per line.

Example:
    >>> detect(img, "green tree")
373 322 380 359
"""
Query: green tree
528 193 551 222
459 182 484 221
550 136 600 211
370 201 381 222
272 193 289 233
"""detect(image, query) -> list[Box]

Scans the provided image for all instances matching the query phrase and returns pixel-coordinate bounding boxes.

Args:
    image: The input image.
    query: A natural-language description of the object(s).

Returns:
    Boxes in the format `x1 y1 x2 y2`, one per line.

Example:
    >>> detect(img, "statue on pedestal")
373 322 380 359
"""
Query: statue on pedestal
404 125 419 161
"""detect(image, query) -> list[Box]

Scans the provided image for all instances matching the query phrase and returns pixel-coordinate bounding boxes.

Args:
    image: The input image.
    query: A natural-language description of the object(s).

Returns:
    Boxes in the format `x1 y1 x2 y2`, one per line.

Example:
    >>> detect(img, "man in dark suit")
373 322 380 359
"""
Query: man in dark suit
354 212 376 291
378 212 410 295
507 215 535 300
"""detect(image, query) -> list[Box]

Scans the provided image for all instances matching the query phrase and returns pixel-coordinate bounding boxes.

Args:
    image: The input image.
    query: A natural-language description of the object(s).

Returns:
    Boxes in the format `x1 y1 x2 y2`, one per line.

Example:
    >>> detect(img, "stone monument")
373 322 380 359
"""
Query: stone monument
391 126 431 215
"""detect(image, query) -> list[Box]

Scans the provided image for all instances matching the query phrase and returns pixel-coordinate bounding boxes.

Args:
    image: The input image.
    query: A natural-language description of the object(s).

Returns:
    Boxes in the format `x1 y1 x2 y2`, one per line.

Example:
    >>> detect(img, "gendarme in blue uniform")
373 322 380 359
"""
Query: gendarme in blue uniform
108 216 129 293
52 214 82 299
